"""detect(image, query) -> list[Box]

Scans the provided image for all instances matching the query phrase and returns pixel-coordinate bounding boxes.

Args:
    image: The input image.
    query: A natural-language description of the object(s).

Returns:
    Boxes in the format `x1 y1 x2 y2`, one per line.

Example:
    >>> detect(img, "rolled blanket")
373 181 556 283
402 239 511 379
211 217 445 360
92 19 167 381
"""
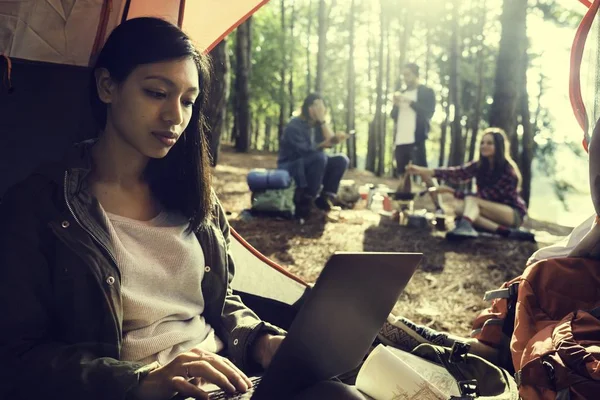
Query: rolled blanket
247 168 292 192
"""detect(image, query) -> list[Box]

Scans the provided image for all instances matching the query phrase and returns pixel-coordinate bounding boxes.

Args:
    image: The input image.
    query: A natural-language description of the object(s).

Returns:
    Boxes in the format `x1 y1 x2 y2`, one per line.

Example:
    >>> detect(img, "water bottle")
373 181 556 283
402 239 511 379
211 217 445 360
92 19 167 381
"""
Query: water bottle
366 184 376 208
371 193 384 213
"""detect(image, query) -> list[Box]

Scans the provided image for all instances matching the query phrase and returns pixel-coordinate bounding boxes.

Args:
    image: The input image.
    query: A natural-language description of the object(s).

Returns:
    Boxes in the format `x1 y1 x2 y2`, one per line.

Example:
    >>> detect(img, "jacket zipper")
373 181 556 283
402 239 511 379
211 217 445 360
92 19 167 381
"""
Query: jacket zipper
63 170 122 347
63 170 119 268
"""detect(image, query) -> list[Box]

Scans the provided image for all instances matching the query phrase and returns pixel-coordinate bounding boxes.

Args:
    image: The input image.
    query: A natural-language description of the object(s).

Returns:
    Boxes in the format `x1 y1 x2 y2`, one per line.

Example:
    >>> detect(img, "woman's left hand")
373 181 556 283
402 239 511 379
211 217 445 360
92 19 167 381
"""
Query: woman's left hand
252 333 285 369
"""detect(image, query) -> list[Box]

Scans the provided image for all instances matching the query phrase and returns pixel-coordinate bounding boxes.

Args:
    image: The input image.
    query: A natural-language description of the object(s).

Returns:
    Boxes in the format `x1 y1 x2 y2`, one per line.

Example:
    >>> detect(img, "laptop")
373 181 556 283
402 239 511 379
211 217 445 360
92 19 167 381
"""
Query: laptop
204 252 423 399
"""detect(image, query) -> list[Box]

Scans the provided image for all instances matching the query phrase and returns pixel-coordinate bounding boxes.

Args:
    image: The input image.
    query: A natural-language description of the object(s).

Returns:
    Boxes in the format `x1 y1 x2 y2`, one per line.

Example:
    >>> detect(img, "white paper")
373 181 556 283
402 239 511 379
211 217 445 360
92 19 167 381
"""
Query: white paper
387 346 461 397
355 344 448 400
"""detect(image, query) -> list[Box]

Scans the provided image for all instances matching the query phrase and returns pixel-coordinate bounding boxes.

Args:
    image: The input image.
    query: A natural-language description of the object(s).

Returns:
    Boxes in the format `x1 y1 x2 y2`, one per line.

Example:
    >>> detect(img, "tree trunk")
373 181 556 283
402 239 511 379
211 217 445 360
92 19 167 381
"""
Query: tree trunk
205 39 229 166
373 0 386 176
489 0 528 159
234 17 252 152
289 0 296 115
315 0 327 93
396 4 414 88
439 89 451 167
448 0 464 166
533 73 546 134
346 0 357 168
366 120 376 172
278 0 287 140
367 12 374 115
306 0 313 95
468 0 487 162
253 115 260 150
520 51 533 205
381 8 391 176
425 23 431 85
263 117 273 151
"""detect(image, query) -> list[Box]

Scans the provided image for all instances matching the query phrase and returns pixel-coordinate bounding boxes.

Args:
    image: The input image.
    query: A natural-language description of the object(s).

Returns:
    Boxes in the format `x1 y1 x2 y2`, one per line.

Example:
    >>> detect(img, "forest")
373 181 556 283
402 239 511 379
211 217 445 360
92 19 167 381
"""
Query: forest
204 0 584 208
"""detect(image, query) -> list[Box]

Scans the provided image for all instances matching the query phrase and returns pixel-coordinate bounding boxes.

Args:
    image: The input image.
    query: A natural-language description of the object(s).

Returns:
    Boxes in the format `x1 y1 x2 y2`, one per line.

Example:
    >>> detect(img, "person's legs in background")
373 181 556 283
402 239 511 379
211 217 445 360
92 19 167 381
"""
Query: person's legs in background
394 144 413 192
278 152 327 218
304 152 328 197
413 140 427 168
448 196 531 240
316 154 349 211
278 158 308 194
394 144 413 176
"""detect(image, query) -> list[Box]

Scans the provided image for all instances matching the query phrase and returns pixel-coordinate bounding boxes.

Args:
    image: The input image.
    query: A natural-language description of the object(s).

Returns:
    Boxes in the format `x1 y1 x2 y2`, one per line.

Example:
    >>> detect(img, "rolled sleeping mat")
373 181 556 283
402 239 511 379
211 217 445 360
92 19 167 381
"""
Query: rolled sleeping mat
247 168 292 192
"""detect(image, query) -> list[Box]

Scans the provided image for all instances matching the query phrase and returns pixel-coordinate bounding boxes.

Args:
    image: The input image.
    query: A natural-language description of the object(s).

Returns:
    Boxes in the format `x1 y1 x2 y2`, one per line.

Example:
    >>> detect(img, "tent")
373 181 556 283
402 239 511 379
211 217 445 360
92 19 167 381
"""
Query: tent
0 0 309 330
0 0 270 65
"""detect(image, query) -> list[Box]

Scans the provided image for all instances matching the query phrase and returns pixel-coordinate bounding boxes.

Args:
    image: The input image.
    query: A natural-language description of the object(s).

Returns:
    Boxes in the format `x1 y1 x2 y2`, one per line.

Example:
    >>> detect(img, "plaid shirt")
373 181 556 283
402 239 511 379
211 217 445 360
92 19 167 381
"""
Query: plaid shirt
433 161 528 217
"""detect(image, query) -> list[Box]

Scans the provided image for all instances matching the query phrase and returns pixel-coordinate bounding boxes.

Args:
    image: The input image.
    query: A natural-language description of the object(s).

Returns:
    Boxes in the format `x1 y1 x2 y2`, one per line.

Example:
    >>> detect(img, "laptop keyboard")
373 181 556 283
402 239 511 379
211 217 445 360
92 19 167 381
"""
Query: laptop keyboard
207 376 262 400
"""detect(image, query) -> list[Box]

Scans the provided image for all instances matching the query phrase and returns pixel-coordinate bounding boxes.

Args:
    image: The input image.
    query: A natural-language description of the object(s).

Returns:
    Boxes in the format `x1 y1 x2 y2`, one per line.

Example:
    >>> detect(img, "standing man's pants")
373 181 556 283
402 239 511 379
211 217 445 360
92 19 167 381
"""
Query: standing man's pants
278 152 349 197
394 141 428 176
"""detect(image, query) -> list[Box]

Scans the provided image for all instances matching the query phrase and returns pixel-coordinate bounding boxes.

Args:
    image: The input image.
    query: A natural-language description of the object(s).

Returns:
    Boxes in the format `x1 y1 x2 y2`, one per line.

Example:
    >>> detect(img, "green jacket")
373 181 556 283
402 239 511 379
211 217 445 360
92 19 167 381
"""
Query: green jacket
0 142 284 400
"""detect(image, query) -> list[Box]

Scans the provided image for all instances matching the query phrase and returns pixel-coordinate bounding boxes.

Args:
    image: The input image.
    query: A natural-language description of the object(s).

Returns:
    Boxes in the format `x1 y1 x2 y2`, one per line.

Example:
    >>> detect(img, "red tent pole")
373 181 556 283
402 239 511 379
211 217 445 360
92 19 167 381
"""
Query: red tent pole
569 0 600 151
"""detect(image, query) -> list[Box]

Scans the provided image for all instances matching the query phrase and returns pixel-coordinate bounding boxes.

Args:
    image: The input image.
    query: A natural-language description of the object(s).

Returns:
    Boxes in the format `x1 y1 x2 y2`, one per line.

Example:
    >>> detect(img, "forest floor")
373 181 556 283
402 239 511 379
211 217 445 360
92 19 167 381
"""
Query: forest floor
213 145 573 336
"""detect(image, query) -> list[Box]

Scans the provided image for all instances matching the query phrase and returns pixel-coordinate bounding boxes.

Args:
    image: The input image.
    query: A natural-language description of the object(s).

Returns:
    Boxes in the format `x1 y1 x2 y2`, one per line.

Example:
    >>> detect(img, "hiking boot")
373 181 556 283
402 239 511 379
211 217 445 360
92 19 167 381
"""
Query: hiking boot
315 194 334 212
294 188 314 219
507 228 536 242
446 218 479 240
378 315 452 352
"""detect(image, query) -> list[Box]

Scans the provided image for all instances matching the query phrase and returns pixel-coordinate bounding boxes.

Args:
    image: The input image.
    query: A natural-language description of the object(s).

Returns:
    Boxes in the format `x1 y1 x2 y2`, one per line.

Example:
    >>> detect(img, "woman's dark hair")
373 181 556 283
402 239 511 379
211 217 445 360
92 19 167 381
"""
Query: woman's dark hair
301 93 323 119
477 128 522 189
89 17 213 232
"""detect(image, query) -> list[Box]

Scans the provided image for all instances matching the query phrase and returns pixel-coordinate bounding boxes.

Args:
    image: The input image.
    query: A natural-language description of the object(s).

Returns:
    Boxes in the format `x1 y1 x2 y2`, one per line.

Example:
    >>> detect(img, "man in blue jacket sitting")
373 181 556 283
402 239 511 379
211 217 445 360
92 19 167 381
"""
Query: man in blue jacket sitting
278 93 349 219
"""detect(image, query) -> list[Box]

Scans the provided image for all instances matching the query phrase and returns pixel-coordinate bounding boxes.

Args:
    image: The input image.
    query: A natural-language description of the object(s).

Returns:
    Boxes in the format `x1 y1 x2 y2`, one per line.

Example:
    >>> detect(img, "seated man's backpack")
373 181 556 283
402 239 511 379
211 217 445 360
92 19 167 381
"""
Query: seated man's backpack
471 257 600 400
250 182 296 219
246 169 296 219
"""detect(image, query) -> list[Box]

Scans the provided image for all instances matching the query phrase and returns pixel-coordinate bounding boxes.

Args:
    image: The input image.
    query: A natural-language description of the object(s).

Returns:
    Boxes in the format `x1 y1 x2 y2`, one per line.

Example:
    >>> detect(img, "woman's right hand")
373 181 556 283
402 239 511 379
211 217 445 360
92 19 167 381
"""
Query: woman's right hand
406 164 433 179
132 348 253 400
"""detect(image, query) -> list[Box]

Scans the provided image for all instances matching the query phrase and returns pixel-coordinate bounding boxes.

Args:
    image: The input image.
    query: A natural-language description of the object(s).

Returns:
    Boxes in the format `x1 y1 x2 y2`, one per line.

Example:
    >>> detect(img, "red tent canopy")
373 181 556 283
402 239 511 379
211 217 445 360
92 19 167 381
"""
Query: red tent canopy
0 0 269 66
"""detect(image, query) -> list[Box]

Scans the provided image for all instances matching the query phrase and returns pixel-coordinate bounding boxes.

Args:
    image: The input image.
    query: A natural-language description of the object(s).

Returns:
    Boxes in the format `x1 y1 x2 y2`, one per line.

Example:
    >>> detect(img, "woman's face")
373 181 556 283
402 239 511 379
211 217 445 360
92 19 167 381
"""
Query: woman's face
99 57 200 159
480 133 496 159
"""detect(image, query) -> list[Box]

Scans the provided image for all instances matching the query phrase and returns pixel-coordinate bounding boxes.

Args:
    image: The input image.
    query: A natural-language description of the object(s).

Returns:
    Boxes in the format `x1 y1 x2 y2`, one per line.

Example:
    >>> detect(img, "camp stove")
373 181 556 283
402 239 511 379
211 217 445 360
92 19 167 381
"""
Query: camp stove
389 190 446 230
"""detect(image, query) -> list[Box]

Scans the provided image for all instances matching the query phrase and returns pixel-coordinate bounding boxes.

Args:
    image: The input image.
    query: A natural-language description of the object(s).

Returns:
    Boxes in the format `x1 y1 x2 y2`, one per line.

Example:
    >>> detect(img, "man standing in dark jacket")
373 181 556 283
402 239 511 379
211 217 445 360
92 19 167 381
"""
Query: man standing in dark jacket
390 63 436 176
278 93 349 218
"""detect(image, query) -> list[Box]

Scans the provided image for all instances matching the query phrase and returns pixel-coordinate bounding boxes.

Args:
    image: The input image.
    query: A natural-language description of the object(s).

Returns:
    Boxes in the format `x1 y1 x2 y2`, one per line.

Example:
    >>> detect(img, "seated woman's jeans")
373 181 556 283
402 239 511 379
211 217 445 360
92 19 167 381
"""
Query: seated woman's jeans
278 152 349 198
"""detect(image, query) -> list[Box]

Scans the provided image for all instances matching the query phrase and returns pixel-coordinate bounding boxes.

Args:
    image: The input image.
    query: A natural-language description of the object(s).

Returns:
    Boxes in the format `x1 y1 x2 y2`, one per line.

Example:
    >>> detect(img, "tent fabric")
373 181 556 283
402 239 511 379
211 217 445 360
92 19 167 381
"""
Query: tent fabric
0 0 105 66
230 229 309 305
0 0 270 66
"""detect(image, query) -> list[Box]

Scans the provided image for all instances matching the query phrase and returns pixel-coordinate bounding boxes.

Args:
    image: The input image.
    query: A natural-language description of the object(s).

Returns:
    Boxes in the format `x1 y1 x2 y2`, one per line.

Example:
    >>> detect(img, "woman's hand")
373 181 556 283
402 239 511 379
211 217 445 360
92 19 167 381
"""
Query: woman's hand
406 164 433 179
132 348 253 400
252 333 285 370
335 132 349 142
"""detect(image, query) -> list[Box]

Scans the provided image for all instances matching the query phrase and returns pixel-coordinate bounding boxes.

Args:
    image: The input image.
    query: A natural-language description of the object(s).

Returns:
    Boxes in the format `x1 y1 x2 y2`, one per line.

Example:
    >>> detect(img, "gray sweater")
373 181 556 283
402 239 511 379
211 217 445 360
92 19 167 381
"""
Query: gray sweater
103 209 224 365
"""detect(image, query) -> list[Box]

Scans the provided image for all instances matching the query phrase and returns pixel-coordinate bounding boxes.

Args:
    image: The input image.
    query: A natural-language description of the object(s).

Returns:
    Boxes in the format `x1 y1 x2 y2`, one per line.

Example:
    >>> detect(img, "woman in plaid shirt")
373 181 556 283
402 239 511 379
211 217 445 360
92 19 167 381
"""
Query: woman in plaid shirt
408 128 530 240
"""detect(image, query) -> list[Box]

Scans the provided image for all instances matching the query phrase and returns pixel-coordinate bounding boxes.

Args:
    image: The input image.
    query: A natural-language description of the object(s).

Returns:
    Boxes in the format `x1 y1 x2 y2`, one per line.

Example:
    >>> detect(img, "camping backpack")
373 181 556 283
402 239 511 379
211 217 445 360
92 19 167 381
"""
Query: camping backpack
250 180 296 219
471 257 600 400
246 169 296 219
